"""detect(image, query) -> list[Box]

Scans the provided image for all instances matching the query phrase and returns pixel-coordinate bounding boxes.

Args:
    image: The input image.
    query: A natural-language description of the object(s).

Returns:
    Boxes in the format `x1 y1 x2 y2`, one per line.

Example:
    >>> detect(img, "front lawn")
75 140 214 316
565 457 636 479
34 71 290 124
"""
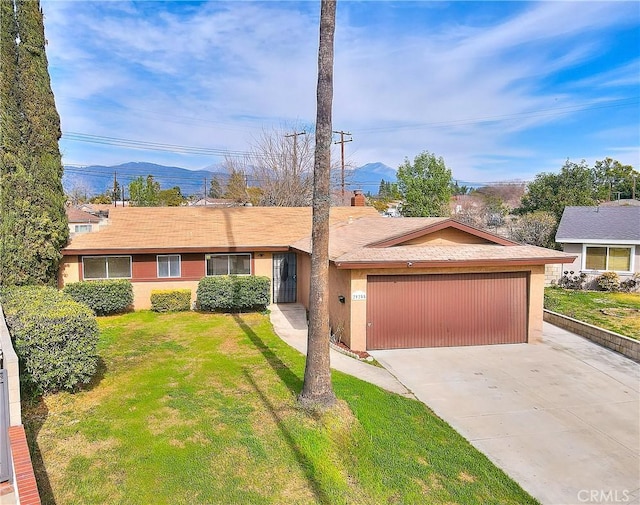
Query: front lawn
544 288 640 339
24 311 537 505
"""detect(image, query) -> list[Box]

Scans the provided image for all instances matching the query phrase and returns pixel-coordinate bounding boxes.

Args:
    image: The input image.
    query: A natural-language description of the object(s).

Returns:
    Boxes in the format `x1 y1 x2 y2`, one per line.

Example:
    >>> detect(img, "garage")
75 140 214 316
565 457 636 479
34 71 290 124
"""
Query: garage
366 272 529 349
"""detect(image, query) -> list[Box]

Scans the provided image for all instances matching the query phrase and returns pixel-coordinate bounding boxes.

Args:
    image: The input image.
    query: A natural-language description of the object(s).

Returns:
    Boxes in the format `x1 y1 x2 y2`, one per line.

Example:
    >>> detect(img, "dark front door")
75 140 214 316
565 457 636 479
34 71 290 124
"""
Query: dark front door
273 253 297 303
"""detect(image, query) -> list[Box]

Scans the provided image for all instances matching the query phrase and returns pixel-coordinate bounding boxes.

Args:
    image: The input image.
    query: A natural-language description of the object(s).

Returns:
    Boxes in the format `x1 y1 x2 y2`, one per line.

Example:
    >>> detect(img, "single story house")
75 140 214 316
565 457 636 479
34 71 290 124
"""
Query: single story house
555 206 639 281
59 204 574 350
66 207 103 235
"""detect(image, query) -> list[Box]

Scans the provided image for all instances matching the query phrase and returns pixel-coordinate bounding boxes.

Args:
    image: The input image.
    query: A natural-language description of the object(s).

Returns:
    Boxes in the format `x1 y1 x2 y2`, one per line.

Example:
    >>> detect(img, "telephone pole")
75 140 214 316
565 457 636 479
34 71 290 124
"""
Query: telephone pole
113 171 118 207
333 130 352 203
285 131 306 176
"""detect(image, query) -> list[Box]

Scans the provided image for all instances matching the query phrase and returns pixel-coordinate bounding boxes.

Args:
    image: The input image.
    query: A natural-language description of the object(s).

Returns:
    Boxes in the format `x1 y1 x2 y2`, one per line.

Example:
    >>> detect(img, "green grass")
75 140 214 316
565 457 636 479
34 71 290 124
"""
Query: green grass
24 311 538 505
544 288 640 339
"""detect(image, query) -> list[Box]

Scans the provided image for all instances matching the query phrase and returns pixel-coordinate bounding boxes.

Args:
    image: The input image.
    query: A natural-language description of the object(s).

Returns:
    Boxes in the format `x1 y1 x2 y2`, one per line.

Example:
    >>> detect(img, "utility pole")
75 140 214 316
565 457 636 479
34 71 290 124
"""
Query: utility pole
333 130 352 203
204 177 207 206
633 175 637 200
113 171 118 207
285 131 306 176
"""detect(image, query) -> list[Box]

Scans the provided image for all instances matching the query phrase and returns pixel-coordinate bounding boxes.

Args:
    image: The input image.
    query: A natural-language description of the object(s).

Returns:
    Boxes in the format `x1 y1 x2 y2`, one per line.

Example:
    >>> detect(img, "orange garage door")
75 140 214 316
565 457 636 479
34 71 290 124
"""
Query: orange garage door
366 272 528 349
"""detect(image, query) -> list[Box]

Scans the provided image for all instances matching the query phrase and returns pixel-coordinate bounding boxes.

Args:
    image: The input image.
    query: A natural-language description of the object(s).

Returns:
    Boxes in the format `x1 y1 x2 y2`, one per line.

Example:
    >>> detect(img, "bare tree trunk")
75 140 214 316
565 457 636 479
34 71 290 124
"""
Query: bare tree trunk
298 0 337 410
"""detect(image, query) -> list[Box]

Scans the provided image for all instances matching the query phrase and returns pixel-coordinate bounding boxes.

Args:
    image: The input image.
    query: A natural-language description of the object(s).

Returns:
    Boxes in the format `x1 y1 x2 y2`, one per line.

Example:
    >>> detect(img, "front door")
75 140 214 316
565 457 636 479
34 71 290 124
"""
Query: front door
272 253 297 303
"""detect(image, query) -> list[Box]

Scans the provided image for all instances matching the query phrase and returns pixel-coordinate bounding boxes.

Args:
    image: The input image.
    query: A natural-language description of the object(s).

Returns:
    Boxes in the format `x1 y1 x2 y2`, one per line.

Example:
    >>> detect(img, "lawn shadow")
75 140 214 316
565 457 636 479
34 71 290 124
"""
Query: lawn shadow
21 396 56 504
233 314 303 395
79 356 107 393
242 368 331 505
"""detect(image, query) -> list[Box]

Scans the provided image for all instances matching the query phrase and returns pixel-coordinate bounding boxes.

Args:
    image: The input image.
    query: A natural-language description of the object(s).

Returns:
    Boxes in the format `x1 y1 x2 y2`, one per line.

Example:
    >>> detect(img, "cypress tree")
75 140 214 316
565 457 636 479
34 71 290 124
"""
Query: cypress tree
0 0 68 286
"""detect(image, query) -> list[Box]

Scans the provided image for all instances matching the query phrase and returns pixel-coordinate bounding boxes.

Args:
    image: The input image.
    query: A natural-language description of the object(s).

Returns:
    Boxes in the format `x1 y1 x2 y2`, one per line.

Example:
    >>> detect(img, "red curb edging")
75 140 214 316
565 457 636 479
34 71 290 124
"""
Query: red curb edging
8 425 41 505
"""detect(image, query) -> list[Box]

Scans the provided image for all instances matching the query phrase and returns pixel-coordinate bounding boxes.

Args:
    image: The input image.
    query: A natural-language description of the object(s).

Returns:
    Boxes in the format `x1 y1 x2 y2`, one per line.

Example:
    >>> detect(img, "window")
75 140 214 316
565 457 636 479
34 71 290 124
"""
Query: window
584 246 632 272
206 254 251 276
74 224 92 233
157 255 181 278
83 256 132 279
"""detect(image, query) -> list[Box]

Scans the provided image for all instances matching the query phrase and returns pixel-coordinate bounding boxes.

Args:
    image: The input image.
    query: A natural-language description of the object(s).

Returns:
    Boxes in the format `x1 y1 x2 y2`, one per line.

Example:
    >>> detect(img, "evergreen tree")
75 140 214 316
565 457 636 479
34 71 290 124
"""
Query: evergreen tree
0 0 68 286
209 176 223 198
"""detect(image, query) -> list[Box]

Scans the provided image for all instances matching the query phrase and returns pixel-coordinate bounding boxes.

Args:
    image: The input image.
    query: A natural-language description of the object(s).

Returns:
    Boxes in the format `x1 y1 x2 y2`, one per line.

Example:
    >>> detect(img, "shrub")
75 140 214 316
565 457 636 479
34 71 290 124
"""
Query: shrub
558 271 587 290
197 276 270 312
151 289 192 312
596 271 620 292
620 273 639 293
63 279 133 315
1 286 99 394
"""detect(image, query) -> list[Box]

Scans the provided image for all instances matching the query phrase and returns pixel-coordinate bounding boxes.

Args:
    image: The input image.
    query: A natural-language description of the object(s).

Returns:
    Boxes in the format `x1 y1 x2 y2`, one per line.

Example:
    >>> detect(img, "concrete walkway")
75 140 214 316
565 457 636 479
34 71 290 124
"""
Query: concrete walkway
270 304 640 505
269 304 412 397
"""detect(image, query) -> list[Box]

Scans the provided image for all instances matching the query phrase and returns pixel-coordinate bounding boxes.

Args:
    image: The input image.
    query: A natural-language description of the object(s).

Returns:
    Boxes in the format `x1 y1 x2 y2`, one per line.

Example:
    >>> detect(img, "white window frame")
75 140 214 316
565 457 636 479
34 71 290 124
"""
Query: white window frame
157 254 181 278
205 253 252 276
82 256 132 280
582 244 635 273
74 224 93 233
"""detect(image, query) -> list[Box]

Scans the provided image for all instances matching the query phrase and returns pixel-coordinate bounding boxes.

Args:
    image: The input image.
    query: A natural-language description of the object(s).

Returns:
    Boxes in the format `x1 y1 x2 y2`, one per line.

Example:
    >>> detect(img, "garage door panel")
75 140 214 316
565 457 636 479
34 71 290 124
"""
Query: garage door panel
367 273 528 349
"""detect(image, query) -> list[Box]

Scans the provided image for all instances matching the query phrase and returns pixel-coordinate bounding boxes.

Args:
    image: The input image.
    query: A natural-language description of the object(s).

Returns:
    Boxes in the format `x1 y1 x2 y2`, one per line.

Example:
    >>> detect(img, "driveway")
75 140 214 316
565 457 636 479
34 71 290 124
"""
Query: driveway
370 323 640 505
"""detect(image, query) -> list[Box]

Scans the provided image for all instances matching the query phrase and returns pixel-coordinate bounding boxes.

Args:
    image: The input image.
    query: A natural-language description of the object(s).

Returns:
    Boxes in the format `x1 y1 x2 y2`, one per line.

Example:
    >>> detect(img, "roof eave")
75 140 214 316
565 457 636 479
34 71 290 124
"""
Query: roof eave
62 245 292 256
334 256 577 270
556 238 639 245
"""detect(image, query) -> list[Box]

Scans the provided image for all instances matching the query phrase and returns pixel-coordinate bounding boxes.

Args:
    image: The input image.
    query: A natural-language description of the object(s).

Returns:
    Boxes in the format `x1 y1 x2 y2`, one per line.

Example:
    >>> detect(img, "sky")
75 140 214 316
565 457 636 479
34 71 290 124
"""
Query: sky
41 0 640 185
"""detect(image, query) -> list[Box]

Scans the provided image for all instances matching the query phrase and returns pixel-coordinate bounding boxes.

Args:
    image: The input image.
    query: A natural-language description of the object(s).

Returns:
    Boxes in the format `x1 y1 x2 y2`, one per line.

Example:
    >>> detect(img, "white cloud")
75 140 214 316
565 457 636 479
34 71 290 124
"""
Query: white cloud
42 1 639 179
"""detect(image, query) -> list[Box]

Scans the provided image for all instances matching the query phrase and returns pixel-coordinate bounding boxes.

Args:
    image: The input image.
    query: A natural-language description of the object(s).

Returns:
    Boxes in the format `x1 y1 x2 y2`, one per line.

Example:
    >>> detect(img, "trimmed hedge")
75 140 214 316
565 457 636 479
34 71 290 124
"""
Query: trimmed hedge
1 286 99 394
63 279 133 315
151 289 192 312
197 276 270 312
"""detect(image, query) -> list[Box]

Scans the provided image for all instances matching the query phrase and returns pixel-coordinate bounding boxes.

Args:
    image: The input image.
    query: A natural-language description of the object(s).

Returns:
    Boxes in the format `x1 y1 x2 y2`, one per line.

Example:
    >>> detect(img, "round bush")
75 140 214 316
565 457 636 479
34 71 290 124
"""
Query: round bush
63 279 133 315
1 286 99 393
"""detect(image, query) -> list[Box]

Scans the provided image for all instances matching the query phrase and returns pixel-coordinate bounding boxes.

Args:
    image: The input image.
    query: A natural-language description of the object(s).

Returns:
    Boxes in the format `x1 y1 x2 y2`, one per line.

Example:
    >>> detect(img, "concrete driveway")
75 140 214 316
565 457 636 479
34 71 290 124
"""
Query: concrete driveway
371 323 640 505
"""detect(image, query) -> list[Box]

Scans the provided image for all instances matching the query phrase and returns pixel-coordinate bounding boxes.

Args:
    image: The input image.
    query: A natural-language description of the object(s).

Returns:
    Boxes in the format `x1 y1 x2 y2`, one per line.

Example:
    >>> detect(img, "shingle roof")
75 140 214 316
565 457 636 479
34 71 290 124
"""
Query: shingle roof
63 206 379 254
334 244 571 266
556 206 640 243
290 216 450 257
291 216 573 266
66 207 100 223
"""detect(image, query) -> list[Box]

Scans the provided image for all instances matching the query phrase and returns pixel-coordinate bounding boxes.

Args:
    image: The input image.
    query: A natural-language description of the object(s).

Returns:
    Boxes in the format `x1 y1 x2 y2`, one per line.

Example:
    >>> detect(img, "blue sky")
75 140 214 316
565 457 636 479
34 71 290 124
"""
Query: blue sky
42 0 639 184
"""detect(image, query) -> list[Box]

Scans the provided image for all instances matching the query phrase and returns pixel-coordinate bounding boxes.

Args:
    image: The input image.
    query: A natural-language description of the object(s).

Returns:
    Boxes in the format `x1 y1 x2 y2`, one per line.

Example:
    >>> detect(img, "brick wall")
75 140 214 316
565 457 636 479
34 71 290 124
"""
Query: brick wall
544 310 639 363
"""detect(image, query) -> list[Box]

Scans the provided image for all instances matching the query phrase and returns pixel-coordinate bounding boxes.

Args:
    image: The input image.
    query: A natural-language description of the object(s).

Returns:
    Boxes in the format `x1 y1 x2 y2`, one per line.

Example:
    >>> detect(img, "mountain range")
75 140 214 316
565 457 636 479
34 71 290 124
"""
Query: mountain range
63 161 399 198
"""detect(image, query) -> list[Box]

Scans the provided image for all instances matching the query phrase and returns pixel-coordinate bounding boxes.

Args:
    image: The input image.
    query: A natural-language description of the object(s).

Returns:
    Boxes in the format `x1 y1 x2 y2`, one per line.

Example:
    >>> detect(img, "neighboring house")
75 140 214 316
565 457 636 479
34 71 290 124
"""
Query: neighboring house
59 202 574 351
66 207 103 235
555 206 640 283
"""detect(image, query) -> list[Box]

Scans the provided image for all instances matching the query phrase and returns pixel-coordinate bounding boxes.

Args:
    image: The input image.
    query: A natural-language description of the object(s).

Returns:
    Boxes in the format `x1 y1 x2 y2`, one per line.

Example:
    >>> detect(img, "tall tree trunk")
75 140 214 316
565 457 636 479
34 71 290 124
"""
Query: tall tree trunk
298 0 337 410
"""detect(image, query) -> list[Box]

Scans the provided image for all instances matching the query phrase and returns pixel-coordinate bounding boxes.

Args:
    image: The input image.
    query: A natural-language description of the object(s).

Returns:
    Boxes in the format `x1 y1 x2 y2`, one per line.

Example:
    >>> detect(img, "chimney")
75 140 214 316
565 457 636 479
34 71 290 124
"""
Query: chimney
351 190 365 207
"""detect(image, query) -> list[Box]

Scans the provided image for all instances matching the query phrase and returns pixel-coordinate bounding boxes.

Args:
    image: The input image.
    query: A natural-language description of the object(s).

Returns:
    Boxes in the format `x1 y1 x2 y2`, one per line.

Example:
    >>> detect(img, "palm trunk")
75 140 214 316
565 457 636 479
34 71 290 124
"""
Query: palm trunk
298 0 337 410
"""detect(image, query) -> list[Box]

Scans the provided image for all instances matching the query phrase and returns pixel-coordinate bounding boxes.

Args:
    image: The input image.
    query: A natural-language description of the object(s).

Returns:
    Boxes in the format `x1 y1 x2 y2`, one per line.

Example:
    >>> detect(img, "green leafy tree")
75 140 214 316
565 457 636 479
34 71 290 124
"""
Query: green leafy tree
451 181 470 195
397 151 452 217
592 158 638 201
89 193 112 204
158 186 185 206
518 159 596 220
129 175 160 206
0 0 69 286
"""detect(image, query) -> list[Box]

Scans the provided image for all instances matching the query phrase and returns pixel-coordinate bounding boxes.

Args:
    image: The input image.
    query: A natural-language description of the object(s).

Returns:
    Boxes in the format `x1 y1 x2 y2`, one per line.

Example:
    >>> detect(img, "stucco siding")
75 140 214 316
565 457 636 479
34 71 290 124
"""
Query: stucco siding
328 264 352 346
296 253 311 307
